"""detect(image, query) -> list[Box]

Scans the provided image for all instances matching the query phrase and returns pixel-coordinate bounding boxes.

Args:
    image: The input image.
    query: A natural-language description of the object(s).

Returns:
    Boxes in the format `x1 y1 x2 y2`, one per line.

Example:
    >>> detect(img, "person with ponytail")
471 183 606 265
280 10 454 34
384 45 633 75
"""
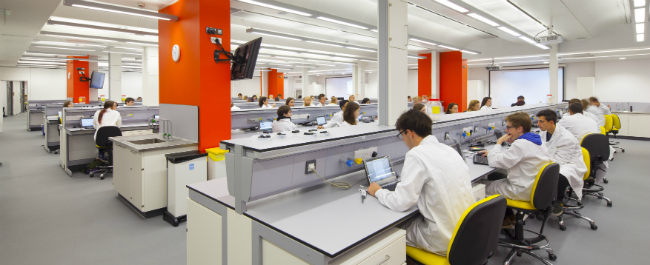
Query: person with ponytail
92 100 122 140
272 105 298 132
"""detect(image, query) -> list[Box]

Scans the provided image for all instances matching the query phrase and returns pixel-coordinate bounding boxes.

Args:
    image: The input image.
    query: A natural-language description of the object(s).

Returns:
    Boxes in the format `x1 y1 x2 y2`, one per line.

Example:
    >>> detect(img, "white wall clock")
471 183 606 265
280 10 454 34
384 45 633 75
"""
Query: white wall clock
172 44 181 62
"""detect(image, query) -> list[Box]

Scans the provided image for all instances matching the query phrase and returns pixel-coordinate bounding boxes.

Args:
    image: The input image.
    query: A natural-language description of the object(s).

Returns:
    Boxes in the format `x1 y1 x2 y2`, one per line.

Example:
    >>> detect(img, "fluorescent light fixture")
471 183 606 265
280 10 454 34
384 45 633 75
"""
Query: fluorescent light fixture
620 57 626 60
543 62 549 64
497 27 521 37
315 64 337 66
66 0 177 21
461 50 478 55
125 41 158 46
239 0 311 16
254 32 302 41
637 23 645 34
637 34 645 42
407 55 425 59
435 0 469 13
534 44 550 49
634 0 646 7
358 59 377 62
370 29 378 32
438 45 459 51
306 41 342 47
409 38 437 46
103 51 141 55
519 36 537 44
345 47 376 52
115 46 143 51
32 46 95 51
18 61 66 65
316 16 368 29
467 13 499 27
635 8 646 23
32 40 105 47
40 33 115 42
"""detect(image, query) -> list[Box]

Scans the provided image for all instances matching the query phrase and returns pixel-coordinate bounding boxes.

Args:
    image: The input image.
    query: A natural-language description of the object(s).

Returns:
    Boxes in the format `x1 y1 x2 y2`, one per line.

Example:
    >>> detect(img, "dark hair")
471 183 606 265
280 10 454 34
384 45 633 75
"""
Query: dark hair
480 97 491 107
298 95 302 99
343 102 360 125
361 98 370 104
589 96 599 103
275 97 280 102
580 99 590 110
413 103 425 111
125 97 135 104
258 96 267 107
396 109 433 138
63 101 73 107
505 112 532 133
515 101 525 106
137 97 142 100
238 93 242 96
569 103 583 114
285 97 294 106
568 98 581 106
277 105 291 118
277 94 281 97
339 100 349 110
98 100 116 124
446 103 458 114
318 94 326 100
407 96 411 99
536 109 557 125
517 95 525 100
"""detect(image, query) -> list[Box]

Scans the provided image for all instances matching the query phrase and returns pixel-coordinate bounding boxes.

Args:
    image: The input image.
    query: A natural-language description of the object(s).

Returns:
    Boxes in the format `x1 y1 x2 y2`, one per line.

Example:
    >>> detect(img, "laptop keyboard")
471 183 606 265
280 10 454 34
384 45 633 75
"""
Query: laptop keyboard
473 155 489 165
382 182 398 191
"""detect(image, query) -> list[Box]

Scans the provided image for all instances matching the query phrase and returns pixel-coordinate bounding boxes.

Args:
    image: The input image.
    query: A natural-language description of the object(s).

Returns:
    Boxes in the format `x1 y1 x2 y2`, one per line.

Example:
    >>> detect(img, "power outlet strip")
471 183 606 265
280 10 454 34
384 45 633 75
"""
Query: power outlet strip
354 147 377 160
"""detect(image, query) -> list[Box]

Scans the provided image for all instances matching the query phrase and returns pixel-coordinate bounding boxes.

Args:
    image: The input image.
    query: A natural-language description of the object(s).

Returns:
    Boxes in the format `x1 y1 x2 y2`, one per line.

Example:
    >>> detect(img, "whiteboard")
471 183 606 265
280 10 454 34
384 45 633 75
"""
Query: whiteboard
489 68 564 107
325 77 353 98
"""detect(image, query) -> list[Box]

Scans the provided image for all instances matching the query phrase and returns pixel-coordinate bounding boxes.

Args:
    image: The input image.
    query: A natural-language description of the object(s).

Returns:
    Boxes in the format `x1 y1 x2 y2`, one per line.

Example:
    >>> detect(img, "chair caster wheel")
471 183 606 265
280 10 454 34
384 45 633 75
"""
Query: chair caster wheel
516 251 522 257
559 225 566 231
591 224 598 230
603 179 609 184
549 254 557 261
536 213 545 221
607 202 612 207
89 173 94 178
100 174 105 180
622 149 625 153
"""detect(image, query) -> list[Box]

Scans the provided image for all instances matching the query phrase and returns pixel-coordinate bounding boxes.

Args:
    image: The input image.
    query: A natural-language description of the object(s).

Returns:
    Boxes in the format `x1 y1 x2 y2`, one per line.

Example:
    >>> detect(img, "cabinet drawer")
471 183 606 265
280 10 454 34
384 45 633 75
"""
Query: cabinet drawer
358 234 406 265
332 227 406 265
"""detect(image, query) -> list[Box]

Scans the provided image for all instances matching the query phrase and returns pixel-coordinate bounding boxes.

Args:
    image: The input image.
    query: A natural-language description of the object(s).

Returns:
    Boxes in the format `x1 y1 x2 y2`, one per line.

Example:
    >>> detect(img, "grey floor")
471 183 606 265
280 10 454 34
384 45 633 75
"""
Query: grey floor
0 113 648 265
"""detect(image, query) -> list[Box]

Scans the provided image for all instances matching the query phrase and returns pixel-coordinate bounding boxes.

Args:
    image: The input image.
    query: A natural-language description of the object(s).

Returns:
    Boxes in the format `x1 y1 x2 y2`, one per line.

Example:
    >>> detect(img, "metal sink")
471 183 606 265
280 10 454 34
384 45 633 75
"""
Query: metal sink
128 138 166 145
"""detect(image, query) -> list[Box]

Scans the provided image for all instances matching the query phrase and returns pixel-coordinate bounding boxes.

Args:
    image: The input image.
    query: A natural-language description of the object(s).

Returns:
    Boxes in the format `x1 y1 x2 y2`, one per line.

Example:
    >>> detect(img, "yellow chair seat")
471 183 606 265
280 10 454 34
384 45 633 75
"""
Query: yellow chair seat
406 246 450 265
506 199 536 210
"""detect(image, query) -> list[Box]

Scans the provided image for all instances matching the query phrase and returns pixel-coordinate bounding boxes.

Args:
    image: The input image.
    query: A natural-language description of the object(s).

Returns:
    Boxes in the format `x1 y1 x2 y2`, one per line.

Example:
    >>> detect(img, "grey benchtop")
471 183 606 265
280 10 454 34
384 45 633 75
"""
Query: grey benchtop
109 134 198 152
611 111 650 115
66 122 152 135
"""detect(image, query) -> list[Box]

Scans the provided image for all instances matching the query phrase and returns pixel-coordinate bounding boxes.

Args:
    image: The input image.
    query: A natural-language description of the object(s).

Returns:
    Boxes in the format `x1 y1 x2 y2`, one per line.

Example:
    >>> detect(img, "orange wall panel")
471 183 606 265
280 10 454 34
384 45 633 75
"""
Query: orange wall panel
276 72 284 99
418 53 432 97
439 51 466 112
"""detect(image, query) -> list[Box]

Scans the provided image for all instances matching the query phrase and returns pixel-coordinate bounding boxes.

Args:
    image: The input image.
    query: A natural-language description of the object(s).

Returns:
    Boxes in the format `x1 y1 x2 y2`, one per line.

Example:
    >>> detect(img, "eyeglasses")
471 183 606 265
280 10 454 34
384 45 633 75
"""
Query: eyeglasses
397 130 405 140
505 126 515 129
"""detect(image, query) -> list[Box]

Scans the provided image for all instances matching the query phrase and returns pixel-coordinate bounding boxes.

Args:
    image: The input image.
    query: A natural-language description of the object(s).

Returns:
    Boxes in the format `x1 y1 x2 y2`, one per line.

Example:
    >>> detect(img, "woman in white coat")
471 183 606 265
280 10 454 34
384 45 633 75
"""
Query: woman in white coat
271 105 298 133
93 100 122 140
341 102 360 126
537 109 587 215
259 96 275 109
479 97 492 111
367 110 475 256
318 100 348 129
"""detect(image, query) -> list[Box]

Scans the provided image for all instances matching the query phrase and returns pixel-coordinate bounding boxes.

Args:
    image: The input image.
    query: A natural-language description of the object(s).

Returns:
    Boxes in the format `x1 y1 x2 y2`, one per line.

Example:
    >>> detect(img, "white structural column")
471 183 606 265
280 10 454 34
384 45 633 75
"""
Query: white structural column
260 69 269 97
301 67 310 97
353 63 366 99
549 44 559 103
142 47 160 106
108 53 122 102
378 0 409 125
430 51 440 98
87 56 99 101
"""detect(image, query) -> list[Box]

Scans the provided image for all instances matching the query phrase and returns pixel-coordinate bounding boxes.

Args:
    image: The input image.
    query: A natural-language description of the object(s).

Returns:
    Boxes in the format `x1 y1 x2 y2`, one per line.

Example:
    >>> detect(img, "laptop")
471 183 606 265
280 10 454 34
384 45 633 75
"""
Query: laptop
80 118 94 129
260 121 273 133
316 116 326 126
363 156 400 191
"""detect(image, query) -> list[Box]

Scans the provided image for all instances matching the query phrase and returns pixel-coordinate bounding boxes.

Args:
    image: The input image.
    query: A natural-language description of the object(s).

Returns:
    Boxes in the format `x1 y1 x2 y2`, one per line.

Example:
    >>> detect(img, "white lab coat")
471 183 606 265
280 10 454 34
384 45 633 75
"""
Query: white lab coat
599 104 612 116
231 105 240 110
583 111 600 125
341 120 355 127
486 138 551 201
480 105 491 111
586 105 605 127
557 113 599 141
375 136 475 256
322 111 343 128
93 109 122 140
539 124 587 198
271 118 298 133
260 104 273 109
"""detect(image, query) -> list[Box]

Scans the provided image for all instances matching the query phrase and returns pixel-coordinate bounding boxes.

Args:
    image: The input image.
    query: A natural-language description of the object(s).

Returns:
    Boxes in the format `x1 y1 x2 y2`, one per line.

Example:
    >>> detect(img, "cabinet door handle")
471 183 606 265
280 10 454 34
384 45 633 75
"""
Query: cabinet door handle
378 255 390 265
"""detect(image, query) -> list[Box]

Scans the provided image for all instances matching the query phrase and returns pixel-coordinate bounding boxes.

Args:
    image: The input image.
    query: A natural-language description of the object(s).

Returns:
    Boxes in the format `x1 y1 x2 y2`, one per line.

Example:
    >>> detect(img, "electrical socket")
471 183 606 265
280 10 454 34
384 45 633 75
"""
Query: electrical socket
305 160 316 174
444 132 450 140
211 37 221 44
474 126 479 133
354 147 378 160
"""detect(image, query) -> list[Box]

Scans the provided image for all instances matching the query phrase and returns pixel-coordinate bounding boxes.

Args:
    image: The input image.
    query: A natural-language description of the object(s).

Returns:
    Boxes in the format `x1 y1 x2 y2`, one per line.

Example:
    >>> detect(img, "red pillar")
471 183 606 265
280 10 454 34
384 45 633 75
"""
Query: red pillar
439 51 467 112
158 0 231 151
418 53 432 98
66 56 90 103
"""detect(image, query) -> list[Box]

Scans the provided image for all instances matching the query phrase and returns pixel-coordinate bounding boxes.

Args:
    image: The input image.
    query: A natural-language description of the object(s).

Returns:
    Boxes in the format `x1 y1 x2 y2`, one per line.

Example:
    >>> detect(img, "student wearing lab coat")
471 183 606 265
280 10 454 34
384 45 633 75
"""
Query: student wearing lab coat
480 97 492 111
478 112 551 203
230 102 240 110
558 103 600 141
285 97 295 107
367 110 475 256
93 100 122 140
340 102 360 126
272 106 298 133
413 103 426 114
314 94 328 107
570 98 599 125
537 109 587 216
318 100 348 129
258 96 275 109
589 96 611 115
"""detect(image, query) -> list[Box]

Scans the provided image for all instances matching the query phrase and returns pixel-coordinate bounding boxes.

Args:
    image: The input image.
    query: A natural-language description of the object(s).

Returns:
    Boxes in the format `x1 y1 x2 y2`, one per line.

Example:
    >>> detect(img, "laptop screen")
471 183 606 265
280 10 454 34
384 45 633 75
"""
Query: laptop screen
365 156 394 183
316 116 326 125
154 114 159 119
260 121 272 131
81 118 93 127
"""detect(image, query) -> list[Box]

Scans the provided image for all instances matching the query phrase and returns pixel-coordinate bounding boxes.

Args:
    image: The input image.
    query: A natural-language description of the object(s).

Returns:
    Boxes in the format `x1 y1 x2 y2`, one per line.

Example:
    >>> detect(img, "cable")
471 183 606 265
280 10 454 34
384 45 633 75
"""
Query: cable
309 164 351 190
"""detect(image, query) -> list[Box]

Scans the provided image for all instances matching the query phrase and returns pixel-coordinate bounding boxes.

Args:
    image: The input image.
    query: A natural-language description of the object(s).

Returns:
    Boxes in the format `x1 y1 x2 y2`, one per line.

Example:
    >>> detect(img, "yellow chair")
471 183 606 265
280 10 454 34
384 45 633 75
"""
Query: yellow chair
580 133 613 206
610 114 625 152
406 195 507 265
499 163 559 264
599 126 606 135
556 148 598 231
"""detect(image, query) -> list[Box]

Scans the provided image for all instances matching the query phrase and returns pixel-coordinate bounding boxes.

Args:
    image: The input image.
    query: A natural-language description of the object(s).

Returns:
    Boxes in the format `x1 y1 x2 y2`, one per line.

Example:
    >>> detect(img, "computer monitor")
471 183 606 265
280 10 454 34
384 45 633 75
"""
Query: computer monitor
316 116 326 125
80 118 93 127
89 71 105 89
231 37 262 80
260 121 272 132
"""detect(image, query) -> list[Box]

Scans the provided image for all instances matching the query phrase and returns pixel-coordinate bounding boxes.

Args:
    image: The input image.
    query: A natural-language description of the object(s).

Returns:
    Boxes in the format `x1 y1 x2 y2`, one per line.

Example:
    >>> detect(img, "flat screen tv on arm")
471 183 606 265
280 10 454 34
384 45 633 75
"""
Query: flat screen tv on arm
231 37 262 81
89 71 105 89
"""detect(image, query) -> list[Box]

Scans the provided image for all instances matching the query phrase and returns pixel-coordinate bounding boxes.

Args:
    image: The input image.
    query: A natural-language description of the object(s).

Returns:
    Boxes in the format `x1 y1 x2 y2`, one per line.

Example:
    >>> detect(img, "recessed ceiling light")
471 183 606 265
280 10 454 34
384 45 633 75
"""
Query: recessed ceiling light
637 23 645 34
239 0 312 16
497 27 521 37
467 13 499 27
316 16 368 29
635 8 646 23
438 45 459 51
435 0 469 13
620 57 626 60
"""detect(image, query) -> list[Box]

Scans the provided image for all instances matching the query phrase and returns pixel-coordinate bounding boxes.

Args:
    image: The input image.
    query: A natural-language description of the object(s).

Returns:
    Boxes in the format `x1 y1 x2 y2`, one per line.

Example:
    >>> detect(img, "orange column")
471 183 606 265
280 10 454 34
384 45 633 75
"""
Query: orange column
268 69 277 97
276 72 284 99
418 53 432 97
158 0 230 151
66 56 90 103
439 51 467 112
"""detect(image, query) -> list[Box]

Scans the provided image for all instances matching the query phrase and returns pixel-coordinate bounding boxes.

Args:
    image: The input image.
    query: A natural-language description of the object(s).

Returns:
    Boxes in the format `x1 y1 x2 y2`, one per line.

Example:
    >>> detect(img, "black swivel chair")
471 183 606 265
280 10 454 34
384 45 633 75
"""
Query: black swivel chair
92 126 122 180
580 133 613 207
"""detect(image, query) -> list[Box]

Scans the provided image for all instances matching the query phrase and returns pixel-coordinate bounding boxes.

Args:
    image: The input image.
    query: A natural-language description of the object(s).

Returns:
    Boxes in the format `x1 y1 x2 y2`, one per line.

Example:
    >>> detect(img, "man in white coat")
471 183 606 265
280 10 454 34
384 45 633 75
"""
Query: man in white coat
558 103 600 141
537 109 587 216
271 105 298 133
318 100 348 129
314 94 328 107
367 110 475 256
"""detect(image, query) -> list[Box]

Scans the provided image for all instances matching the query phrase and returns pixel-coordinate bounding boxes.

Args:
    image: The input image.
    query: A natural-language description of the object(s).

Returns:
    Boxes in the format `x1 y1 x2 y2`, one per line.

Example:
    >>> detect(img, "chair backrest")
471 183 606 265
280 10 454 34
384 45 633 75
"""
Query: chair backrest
612 114 621 130
530 163 560 210
581 147 591 181
447 195 507 265
599 126 606 135
581 133 610 163
604 115 613 131
96 126 122 147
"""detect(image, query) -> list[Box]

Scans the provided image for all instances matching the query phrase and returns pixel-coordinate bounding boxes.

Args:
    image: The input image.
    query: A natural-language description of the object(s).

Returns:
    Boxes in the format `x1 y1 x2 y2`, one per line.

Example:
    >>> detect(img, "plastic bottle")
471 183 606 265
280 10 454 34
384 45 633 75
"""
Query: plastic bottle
426 99 444 121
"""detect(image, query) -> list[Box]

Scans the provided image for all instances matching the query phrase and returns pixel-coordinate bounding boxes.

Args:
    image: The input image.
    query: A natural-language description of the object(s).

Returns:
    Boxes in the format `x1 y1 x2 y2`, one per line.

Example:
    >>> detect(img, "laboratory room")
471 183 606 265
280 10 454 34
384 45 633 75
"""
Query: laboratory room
2 0 650 264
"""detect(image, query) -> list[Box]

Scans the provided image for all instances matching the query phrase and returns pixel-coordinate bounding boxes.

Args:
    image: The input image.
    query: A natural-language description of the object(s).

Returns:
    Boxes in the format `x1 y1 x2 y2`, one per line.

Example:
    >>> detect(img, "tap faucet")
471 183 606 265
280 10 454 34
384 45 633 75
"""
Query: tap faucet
158 119 174 141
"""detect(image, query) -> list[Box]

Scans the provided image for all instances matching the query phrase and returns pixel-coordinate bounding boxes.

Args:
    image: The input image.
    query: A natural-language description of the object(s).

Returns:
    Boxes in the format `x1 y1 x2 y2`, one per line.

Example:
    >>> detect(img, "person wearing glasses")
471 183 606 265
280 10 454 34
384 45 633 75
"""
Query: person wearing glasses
367 109 475 256
478 112 551 228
